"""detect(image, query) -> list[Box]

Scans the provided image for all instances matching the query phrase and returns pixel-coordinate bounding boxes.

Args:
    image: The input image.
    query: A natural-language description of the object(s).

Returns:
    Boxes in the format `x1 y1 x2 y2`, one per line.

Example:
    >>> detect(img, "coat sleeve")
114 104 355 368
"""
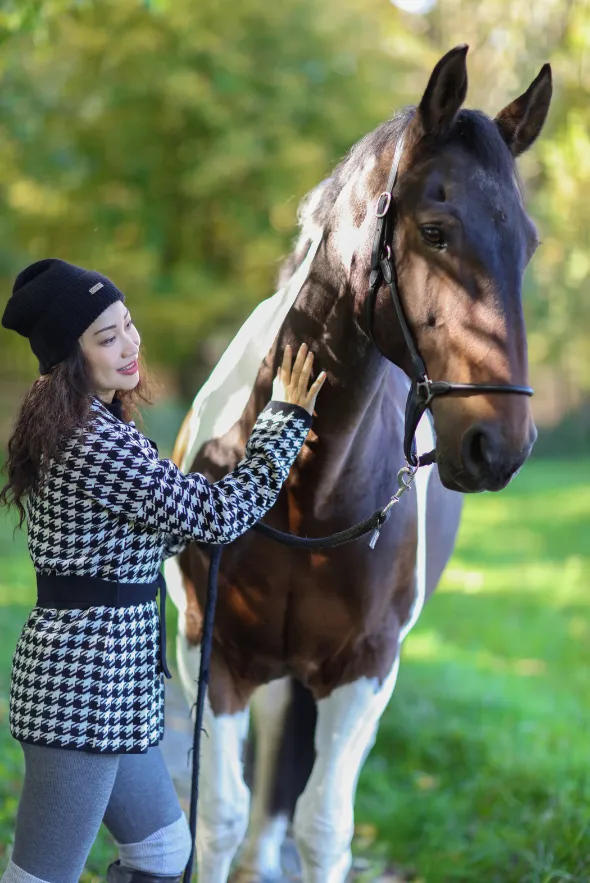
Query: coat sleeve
71 401 312 546
162 535 187 560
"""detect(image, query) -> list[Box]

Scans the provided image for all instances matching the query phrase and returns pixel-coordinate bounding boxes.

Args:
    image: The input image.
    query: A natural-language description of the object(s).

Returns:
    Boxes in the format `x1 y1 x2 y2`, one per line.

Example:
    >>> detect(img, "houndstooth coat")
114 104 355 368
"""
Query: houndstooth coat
9 395 311 754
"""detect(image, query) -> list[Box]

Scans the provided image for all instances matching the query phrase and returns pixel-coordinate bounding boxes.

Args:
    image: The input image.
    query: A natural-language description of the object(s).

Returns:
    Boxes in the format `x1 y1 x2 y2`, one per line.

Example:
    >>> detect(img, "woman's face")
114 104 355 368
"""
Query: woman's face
79 301 141 401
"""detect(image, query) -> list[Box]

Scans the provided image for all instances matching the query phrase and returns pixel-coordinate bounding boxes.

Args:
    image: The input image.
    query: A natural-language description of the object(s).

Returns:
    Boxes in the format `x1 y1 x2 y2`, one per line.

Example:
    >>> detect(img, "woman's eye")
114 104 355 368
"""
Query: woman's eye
101 321 132 345
420 225 446 250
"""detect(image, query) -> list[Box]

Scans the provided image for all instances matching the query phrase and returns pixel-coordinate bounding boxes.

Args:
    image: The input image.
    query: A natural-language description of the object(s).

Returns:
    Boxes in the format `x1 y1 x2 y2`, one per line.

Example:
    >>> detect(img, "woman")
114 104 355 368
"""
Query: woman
0 258 325 883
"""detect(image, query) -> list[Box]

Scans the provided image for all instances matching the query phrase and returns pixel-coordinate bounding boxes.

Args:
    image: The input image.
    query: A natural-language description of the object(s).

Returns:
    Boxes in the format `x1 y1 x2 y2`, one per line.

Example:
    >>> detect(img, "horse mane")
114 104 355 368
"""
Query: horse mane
277 104 520 289
277 108 412 289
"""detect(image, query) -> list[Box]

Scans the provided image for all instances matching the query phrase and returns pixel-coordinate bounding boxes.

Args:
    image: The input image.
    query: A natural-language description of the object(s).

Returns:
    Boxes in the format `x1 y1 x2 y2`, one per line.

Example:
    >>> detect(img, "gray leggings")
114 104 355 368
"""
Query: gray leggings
1 742 192 883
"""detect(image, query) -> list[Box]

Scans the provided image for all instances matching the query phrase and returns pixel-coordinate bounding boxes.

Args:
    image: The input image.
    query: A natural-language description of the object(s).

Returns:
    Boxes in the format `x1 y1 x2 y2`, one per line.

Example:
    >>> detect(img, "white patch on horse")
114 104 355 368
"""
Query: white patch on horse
330 157 378 276
178 233 324 475
293 659 400 883
163 555 187 617
236 680 291 881
176 621 250 883
297 179 328 243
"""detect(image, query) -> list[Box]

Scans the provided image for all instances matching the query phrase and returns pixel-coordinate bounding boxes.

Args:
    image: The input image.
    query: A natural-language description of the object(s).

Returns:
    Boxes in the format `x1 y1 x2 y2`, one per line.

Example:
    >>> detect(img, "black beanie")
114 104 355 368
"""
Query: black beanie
1 258 126 374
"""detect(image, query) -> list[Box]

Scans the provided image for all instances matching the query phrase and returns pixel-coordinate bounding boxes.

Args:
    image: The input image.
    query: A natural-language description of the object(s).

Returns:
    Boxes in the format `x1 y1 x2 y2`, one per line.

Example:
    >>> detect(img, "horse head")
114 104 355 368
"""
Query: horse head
327 46 552 493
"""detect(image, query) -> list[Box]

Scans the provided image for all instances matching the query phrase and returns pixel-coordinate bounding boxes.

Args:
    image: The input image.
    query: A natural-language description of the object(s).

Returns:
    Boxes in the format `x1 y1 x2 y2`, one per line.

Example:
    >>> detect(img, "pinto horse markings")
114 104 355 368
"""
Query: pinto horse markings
165 46 552 883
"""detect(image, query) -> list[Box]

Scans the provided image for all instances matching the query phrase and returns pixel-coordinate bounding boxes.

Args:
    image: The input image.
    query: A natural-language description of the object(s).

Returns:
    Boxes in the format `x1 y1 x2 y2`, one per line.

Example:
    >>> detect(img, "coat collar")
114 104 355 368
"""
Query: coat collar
90 396 133 427
104 396 124 422
89 396 158 452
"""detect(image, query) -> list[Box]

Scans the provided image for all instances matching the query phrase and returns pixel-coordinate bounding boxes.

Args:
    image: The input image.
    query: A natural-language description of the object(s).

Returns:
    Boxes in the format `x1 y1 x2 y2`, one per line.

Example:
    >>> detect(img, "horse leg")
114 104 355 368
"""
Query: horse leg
233 678 292 881
293 660 400 883
176 617 251 883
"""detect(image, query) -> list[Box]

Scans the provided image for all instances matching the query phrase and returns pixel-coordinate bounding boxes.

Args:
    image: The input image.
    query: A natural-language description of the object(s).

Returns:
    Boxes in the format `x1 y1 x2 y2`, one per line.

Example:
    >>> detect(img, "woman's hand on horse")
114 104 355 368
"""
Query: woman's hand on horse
272 343 327 416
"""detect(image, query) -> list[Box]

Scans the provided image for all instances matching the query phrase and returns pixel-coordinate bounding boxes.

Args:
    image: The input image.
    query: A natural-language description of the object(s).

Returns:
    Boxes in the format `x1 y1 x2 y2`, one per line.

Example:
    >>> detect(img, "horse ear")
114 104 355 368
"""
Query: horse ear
417 44 469 138
495 64 552 157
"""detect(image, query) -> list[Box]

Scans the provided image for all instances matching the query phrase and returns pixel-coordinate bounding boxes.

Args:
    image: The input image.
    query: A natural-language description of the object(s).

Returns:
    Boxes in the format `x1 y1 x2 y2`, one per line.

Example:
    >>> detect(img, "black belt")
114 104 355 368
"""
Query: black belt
35 571 171 679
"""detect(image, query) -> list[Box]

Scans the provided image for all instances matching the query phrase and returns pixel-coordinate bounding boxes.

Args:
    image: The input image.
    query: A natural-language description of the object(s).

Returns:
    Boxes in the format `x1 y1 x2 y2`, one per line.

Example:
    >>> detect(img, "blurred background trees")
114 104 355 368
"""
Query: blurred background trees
0 0 588 452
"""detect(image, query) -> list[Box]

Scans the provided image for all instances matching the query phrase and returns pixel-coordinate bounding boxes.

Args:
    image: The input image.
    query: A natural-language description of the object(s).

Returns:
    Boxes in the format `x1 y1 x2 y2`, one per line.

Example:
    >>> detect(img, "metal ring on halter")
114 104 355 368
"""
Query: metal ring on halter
416 378 434 407
376 192 392 218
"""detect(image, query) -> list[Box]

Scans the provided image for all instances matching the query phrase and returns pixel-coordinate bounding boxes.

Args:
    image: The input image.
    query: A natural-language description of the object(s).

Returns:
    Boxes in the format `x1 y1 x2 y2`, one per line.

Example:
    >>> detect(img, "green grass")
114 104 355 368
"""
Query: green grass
0 458 588 881
355 458 590 882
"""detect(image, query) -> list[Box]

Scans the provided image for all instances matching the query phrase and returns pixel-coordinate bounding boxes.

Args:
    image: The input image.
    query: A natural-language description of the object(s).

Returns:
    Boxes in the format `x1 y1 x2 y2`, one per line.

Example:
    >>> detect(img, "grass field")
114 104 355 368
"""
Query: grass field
0 457 588 882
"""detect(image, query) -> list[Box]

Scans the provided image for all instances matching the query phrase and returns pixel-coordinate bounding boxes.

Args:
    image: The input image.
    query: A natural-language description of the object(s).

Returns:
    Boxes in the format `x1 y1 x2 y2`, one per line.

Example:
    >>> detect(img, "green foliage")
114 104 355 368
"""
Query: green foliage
0 0 423 384
0 0 587 402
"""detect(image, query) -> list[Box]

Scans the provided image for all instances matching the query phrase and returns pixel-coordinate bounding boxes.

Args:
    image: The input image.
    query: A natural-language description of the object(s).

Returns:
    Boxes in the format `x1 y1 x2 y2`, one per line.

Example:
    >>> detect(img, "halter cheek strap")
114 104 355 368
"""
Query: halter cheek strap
365 129 533 468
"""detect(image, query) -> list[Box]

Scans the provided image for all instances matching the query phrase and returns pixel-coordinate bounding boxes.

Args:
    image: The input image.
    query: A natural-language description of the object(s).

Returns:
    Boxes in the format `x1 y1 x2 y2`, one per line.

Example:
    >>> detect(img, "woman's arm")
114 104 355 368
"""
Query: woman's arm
65 344 325 546
139 400 311 545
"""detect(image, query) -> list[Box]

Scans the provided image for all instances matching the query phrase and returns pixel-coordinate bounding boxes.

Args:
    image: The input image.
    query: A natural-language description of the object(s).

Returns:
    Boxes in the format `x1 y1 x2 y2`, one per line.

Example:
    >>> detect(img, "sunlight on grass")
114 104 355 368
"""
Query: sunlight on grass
441 556 587 601
358 458 590 883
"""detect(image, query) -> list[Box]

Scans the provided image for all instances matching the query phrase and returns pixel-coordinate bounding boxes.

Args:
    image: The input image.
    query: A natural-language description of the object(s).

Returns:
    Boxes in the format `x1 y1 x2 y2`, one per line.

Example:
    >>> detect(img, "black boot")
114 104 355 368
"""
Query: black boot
106 860 184 882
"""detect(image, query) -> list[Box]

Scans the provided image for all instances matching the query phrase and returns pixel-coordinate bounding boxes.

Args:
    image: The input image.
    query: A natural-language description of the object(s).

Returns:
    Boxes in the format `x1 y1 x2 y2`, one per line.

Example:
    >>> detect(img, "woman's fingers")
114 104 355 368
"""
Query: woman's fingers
289 342 308 388
297 350 315 397
305 371 327 410
280 344 293 386
276 342 326 414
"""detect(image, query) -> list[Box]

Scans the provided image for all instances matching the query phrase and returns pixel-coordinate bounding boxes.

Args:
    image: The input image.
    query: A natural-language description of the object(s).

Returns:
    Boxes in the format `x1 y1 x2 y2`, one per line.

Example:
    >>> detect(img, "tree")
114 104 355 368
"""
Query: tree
0 0 424 390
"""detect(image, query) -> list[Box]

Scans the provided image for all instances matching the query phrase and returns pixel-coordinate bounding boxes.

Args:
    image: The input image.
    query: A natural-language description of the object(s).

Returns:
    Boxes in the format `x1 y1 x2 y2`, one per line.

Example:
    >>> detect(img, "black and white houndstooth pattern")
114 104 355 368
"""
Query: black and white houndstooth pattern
10 396 311 753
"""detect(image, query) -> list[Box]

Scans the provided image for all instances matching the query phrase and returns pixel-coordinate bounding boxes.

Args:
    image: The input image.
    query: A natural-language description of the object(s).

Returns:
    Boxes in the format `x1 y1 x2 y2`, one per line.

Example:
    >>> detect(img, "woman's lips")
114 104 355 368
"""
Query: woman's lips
117 360 138 375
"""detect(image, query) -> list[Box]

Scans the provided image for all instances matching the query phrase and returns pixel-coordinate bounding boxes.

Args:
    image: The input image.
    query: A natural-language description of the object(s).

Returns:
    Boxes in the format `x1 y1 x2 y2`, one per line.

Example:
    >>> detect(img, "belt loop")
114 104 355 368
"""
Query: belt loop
158 571 172 679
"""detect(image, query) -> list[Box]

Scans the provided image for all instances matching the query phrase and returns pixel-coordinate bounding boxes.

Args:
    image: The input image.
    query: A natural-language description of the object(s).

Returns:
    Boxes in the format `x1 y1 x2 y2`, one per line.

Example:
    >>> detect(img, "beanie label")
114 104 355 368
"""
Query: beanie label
89 282 104 294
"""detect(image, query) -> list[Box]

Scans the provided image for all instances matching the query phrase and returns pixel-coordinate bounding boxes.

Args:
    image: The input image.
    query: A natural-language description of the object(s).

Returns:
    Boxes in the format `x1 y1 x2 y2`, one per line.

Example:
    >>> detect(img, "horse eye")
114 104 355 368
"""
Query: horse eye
420 225 446 250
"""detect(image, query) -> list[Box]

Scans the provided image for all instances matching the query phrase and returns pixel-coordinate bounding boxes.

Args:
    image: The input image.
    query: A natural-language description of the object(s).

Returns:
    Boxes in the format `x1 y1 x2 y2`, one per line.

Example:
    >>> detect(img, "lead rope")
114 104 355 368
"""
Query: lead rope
181 459 423 881
184 544 221 883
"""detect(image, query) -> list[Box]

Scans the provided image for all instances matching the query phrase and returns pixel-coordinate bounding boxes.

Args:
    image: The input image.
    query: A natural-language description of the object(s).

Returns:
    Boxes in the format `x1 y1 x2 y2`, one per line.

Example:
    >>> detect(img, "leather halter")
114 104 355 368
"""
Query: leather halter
365 129 533 468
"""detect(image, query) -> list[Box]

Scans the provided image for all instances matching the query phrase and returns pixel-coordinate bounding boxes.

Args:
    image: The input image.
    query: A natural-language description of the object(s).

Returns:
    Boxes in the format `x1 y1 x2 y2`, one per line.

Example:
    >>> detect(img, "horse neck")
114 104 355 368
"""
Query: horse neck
280 266 390 449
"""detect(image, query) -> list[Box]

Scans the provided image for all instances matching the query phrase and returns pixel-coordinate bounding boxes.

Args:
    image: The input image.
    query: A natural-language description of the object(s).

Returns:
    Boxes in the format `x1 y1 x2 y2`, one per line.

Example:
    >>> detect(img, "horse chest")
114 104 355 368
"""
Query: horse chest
199 512 418 686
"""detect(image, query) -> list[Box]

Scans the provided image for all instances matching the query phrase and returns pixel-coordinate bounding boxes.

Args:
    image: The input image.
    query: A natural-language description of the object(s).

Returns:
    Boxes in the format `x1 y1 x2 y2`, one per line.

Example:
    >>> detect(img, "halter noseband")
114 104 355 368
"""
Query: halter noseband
365 129 533 468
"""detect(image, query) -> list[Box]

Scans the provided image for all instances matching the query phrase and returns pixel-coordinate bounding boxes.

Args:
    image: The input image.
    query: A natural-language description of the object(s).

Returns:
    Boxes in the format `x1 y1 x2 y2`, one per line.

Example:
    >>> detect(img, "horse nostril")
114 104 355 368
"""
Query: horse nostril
462 424 497 477
460 422 533 490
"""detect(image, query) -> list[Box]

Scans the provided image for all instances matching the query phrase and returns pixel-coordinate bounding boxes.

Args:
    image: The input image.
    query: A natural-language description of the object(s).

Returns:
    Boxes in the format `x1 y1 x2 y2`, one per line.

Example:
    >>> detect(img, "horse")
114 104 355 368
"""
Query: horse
164 45 552 883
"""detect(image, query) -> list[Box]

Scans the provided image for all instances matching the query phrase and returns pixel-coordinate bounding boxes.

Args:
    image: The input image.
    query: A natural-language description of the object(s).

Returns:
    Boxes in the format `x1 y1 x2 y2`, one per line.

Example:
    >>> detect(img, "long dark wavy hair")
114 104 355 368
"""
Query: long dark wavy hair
0 344 155 528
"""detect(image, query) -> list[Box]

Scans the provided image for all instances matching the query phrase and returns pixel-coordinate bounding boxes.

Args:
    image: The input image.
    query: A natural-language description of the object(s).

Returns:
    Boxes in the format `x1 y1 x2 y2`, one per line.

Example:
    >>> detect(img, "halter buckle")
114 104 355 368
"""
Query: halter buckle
376 192 392 218
416 377 434 406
